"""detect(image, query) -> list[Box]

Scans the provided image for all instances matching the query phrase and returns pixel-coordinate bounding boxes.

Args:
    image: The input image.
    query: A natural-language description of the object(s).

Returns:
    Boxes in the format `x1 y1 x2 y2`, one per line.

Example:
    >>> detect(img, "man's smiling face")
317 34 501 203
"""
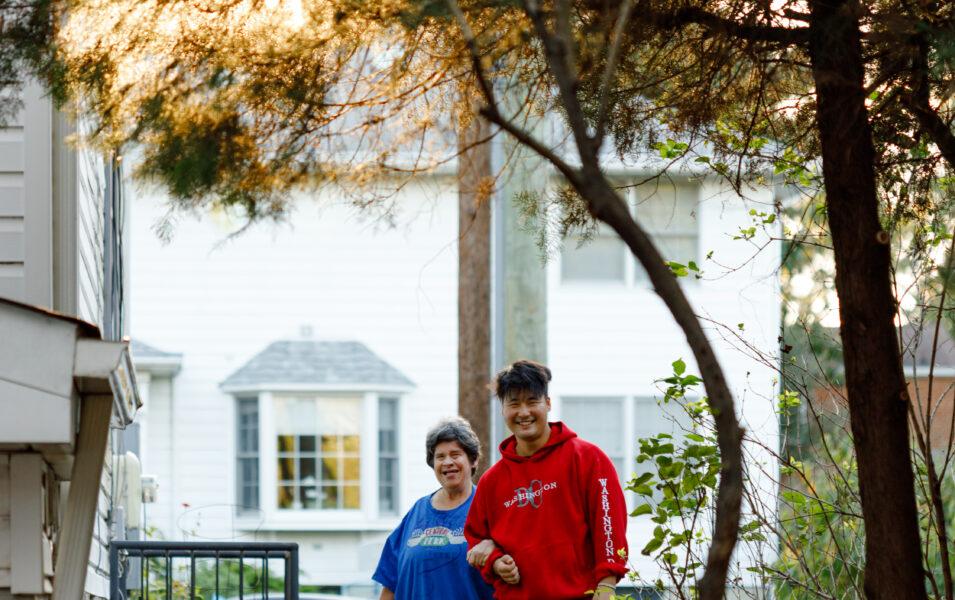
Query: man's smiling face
502 388 551 454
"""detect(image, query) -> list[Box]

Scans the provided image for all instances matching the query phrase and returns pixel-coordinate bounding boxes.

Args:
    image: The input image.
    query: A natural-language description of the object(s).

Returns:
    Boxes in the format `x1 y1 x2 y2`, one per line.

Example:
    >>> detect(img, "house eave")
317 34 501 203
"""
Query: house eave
219 382 415 395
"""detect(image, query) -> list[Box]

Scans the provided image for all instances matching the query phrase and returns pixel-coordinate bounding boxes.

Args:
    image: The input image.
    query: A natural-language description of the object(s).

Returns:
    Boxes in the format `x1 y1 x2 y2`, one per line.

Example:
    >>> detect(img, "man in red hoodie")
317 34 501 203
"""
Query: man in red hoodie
464 360 628 599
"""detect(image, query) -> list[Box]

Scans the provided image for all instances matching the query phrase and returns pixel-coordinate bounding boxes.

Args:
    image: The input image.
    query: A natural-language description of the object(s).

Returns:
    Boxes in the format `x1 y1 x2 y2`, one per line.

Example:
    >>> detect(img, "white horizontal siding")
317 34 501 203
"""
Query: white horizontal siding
131 182 459 551
0 95 26 303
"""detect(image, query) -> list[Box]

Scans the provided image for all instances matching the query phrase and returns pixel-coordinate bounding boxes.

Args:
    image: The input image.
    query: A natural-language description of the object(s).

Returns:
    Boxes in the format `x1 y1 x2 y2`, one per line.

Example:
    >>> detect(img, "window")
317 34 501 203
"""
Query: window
232 390 404 520
378 397 399 515
561 224 627 282
560 181 698 285
561 397 625 477
560 395 693 504
274 395 362 510
633 182 698 282
236 397 259 511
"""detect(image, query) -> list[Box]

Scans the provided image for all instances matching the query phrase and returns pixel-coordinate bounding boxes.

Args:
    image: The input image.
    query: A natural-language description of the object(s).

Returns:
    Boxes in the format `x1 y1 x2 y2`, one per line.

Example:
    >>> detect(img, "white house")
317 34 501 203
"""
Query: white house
129 161 780 596
0 82 141 599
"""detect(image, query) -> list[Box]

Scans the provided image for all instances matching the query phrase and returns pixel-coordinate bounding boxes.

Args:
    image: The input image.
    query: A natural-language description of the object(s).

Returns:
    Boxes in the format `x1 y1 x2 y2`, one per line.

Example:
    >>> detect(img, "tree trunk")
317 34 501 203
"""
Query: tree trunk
807 1 927 596
458 112 493 477
577 166 744 600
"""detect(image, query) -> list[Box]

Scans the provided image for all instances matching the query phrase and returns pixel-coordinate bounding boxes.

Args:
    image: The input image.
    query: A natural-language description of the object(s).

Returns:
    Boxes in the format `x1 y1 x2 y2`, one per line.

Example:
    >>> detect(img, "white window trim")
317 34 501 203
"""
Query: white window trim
236 390 396 531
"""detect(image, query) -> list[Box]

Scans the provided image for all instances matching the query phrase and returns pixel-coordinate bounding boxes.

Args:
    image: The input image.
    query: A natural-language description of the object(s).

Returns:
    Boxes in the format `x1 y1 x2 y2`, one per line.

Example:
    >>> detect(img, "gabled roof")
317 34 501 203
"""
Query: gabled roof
220 340 415 393
130 339 183 376
130 339 182 359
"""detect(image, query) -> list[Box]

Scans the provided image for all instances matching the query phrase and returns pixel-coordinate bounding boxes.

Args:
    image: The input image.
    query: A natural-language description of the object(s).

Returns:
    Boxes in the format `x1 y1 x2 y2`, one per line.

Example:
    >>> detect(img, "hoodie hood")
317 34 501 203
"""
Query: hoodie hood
499 421 578 463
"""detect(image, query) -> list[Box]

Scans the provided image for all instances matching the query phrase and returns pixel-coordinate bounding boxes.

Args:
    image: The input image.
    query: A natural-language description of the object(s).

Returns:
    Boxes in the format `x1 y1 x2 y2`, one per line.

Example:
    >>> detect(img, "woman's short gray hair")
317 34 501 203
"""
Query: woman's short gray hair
426 416 482 475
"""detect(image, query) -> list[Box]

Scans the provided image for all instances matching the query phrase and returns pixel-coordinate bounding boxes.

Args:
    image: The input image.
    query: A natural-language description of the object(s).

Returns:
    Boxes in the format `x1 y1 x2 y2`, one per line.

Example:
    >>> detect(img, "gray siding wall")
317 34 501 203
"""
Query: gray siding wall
0 83 52 308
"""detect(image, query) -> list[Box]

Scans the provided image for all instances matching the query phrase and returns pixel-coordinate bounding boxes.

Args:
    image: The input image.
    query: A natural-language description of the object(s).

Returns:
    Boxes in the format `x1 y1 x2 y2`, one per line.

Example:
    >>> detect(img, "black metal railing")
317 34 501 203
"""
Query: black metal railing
109 541 299 600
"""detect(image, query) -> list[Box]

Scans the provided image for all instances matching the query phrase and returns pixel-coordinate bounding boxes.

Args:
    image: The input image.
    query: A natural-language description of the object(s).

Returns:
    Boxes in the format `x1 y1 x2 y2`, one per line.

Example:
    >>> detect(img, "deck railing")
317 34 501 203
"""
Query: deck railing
109 541 299 600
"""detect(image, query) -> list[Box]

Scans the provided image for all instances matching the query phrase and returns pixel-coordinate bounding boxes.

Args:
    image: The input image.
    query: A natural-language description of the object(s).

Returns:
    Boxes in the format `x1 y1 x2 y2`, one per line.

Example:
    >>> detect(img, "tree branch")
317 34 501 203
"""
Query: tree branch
594 0 635 151
638 2 811 45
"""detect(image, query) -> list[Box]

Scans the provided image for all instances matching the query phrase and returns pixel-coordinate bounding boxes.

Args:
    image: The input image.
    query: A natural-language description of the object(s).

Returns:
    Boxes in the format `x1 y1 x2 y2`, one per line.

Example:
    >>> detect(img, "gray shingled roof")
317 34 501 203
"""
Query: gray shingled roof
130 339 182 359
220 341 415 390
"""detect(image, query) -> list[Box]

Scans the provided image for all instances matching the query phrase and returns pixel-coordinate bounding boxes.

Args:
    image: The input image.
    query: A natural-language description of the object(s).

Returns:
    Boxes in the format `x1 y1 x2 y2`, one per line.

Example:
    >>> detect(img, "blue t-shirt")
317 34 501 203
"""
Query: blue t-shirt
373 487 495 600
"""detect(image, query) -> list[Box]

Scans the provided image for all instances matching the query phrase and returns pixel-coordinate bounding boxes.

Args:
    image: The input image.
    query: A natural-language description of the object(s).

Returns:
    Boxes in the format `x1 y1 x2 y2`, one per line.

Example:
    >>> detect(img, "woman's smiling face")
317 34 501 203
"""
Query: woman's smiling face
433 440 476 492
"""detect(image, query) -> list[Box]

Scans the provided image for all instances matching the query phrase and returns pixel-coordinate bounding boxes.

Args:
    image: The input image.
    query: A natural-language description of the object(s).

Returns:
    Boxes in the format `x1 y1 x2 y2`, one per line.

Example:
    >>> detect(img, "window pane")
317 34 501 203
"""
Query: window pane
379 458 394 481
278 486 295 509
379 484 395 514
343 435 360 453
562 397 625 456
561 236 626 282
633 182 699 284
379 430 395 453
322 457 338 481
321 485 339 509
343 458 360 481
635 183 697 235
277 435 294 453
277 456 295 481
301 485 319 509
344 485 361 509
300 435 317 452
241 483 258 509
300 458 317 480
322 435 339 452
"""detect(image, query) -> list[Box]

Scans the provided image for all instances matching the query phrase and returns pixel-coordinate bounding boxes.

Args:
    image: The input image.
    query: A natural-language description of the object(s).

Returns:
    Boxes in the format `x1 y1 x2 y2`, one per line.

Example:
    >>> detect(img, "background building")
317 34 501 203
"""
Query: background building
129 166 780 596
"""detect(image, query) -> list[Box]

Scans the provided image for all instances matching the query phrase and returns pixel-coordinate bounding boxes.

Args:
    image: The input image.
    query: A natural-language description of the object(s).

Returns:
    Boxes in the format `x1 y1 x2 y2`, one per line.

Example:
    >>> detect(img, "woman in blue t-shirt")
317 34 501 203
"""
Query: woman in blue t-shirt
373 417 495 600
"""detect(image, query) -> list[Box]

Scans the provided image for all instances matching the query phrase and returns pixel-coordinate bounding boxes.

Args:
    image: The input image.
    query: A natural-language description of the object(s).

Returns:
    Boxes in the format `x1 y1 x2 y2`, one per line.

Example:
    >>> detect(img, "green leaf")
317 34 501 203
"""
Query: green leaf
673 359 686 375
631 503 653 517
642 538 663 555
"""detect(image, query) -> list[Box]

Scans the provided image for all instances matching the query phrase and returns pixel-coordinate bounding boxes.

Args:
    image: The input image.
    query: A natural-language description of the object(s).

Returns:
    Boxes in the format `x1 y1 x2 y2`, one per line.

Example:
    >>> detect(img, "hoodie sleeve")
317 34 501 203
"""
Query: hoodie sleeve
580 442 629 583
464 481 505 583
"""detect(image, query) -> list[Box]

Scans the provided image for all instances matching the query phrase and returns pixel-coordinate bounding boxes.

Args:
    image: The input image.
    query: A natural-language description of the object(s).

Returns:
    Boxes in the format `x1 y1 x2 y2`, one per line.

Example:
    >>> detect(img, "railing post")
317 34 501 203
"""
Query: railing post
287 547 299 600
108 544 120 600
109 541 300 600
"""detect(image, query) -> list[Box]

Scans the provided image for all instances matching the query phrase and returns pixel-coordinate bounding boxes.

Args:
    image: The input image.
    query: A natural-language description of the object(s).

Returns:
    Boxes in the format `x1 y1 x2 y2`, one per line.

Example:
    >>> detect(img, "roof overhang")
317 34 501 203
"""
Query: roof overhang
132 353 183 377
220 382 415 395
0 298 142 451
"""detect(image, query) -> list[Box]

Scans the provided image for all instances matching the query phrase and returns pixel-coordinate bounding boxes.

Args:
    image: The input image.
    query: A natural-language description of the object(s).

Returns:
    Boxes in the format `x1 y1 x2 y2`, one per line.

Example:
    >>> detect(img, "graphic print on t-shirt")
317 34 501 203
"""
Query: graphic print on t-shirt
406 525 467 547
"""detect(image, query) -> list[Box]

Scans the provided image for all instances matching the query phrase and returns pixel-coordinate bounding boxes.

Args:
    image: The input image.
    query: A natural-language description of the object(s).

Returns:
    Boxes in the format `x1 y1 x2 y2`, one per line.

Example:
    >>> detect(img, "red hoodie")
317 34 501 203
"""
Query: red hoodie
465 422 628 599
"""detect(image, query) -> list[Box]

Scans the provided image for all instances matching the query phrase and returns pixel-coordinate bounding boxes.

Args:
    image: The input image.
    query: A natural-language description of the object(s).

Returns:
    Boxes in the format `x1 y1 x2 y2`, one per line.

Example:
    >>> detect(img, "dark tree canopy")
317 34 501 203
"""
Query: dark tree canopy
22 0 955 597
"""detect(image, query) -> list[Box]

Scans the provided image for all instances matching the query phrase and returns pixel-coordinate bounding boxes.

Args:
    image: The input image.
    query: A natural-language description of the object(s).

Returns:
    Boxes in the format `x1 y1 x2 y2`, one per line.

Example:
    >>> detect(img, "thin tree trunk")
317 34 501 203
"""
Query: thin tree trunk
458 111 493 477
577 169 744 600
807 1 927 596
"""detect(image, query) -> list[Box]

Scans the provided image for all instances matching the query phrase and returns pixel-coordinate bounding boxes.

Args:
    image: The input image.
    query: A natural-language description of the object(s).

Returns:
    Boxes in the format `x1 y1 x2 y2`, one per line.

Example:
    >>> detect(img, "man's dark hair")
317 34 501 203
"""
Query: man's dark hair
493 359 552 401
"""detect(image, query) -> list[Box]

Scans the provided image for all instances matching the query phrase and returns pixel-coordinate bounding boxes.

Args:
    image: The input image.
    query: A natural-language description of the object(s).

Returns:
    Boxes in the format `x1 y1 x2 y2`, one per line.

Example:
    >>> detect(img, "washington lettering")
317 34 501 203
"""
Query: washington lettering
503 480 558 508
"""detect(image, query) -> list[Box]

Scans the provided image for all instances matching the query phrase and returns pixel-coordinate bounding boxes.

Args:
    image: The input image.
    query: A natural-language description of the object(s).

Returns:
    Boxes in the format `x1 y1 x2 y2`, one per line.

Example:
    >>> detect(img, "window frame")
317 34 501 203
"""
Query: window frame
377 396 400 516
558 394 697 508
558 179 700 288
233 389 401 527
235 396 260 513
